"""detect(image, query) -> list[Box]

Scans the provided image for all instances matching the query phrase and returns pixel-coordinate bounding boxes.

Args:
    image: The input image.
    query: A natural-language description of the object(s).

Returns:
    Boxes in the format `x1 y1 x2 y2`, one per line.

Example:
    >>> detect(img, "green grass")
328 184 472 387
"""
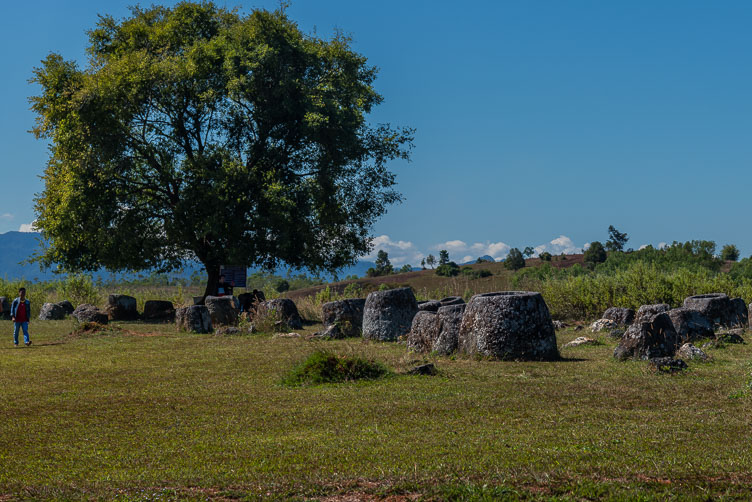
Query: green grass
0 320 751 500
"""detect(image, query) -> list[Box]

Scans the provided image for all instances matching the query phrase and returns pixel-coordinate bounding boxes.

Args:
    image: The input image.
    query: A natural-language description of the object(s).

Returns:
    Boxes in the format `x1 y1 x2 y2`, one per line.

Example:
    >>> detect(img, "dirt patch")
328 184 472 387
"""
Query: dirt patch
69 322 122 337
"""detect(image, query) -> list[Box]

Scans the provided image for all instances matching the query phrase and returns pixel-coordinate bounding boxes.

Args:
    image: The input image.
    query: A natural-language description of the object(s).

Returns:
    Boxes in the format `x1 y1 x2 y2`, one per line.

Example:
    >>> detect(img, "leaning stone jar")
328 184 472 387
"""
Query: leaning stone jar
458 291 559 360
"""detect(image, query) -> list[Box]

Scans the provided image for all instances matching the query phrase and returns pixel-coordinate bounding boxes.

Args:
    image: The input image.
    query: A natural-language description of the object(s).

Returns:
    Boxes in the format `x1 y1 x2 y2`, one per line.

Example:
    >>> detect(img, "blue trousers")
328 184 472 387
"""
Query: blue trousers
13 322 30 345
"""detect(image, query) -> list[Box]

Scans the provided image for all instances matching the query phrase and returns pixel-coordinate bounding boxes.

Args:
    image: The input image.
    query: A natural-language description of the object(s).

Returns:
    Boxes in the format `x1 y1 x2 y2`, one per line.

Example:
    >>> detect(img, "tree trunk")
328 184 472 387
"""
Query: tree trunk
201 264 221 304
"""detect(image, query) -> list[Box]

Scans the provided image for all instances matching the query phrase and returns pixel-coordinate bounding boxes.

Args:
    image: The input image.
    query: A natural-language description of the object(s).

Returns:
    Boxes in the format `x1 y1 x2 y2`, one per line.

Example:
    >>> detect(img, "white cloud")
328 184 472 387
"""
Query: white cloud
364 234 587 267
364 234 423 266
533 235 584 256
0 213 13 221
19 222 37 232
639 242 668 251
433 240 511 262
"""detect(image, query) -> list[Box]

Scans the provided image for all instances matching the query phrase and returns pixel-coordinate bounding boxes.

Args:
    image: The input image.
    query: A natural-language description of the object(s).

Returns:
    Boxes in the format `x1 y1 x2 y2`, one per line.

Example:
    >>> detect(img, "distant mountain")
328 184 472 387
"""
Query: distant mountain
461 254 495 265
0 231 376 282
0 232 53 281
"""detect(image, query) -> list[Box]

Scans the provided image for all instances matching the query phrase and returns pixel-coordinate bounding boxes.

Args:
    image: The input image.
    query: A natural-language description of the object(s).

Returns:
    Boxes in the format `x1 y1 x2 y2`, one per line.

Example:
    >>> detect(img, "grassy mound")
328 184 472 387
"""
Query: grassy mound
282 350 389 386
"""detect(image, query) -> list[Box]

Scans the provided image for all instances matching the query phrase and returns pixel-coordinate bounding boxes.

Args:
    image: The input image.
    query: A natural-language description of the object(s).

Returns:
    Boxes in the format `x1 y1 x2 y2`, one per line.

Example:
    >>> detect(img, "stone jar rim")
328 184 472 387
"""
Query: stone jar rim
686 293 728 300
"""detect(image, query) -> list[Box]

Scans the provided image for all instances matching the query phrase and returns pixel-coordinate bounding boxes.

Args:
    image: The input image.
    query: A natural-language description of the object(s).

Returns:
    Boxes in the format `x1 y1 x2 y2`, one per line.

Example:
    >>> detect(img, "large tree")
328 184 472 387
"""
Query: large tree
30 3 413 298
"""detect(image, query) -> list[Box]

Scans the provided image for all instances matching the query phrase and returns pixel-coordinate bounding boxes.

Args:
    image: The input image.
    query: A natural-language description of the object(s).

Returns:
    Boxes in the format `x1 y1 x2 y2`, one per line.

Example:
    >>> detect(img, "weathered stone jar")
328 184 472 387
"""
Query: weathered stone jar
205 296 239 326
106 294 139 321
176 305 212 333
362 287 419 342
256 298 303 330
321 298 366 337
458 291 559 360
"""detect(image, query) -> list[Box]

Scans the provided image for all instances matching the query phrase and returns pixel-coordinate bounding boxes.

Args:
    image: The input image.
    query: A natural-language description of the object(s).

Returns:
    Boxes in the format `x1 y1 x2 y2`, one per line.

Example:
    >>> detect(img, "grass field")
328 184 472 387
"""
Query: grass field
1 319 751 501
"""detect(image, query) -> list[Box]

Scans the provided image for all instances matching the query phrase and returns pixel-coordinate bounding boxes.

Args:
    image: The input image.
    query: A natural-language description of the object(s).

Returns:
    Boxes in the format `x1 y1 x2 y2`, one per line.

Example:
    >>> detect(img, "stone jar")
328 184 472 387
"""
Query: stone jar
205 296 239 326
458 291 559 361
106 294 139 321
362 287 419 342
142 300 176 323
176 305 212 333
321 298 366 337
72 304 109 324
256 299 303 330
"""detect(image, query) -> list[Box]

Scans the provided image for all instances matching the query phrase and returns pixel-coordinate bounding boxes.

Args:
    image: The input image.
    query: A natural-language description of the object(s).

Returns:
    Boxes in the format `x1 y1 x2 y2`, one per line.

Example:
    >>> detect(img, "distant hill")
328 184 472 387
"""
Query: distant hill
0 232 52 281
464 254 495 265
0 231 377 282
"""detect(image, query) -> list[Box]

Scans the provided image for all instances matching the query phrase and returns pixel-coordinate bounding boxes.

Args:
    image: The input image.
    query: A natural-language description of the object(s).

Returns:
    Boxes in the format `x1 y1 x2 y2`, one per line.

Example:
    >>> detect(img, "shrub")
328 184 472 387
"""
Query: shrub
722 244 740 262
274 279 290 293
539 252 552 262
584 241 607 268
282 350 389 386
461 267 492 279
730 258 752 280
57 274 100 306
597 240 722 273
436 262 460 277
504 248 525 271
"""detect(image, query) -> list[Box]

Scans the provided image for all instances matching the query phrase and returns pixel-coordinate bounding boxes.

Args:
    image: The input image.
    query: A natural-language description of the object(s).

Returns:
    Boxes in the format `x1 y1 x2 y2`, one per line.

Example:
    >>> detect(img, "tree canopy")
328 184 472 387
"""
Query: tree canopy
584 241 607 267
504 248 525 271
30 2 413 296
721 244 740 262
605 225 629 252
438 249 449 266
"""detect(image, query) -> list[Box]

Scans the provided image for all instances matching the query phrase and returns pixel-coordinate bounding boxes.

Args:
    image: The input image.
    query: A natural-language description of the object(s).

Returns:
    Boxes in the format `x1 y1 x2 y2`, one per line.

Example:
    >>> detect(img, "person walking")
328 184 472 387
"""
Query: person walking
11 287 31 347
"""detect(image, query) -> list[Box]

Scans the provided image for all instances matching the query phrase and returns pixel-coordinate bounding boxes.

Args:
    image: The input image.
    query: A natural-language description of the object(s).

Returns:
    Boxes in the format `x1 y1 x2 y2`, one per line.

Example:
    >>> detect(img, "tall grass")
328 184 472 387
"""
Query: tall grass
515 262 752 320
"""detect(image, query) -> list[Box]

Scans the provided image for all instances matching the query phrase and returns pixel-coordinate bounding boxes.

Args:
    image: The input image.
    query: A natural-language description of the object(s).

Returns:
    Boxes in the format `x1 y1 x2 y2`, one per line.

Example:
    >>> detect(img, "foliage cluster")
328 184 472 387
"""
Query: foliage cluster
461 267 492 280
30 2 413 298
721 244 740 262
583 241 607 268
596 240 722 273
515 261 752 320
504 248 525 271
367 250 394 277
435 261 460 277
509 240 752 320
605 225 629 252
282 350 389 386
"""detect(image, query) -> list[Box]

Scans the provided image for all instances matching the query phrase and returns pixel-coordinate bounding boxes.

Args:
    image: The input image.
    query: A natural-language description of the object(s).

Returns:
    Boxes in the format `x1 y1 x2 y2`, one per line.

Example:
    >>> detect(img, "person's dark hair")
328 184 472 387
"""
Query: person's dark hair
18 287 26 293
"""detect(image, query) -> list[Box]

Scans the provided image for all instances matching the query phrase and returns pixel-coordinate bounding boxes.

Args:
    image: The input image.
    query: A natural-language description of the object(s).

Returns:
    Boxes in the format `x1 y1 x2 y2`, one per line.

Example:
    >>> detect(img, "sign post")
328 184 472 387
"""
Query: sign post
220 266 247 288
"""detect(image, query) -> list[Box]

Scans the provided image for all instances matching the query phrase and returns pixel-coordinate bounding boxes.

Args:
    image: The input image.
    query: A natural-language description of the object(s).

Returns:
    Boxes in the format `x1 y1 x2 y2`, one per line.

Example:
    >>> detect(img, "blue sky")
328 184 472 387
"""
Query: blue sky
2 1 751 266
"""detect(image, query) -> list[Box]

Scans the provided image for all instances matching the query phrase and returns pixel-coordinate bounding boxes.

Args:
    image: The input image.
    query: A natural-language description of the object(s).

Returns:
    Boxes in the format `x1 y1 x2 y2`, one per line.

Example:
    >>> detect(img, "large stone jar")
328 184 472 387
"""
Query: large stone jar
362 287 419 342
256 299 303 330
176 305 212 333
106 294 139 321
205 296 239 326
321 298 366 337
458 291 559 360
433 303 466 355
683 294 732 326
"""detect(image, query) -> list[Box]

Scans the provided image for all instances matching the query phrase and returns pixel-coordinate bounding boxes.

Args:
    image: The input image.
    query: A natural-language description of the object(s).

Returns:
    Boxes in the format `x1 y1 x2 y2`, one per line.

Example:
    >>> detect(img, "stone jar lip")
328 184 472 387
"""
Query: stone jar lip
438 304 466 314
686 293 728 300
370 286 412 295
439 296 464 304
472 291 541 300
